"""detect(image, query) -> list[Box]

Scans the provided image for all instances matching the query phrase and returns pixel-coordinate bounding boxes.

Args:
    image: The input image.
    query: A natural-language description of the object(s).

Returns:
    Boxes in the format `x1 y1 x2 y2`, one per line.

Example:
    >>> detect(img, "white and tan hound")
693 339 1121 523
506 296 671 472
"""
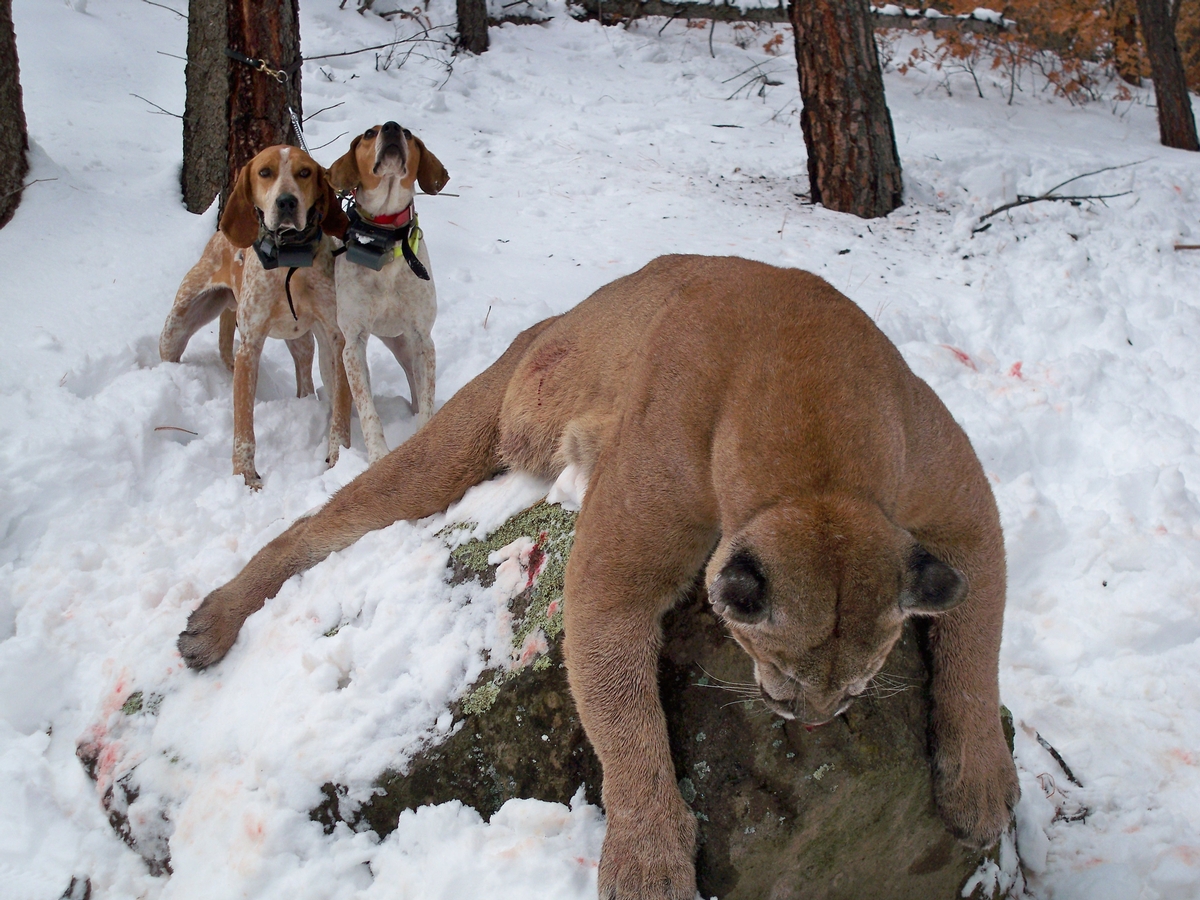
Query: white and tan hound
328 122 449 464
160 145 352 488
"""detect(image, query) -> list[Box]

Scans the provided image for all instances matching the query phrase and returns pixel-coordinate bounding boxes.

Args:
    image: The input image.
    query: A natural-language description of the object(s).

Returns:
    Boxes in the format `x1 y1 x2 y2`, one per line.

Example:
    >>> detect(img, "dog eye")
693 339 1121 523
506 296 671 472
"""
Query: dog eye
297 168 311 178
258 168 273 179
363 128 378 139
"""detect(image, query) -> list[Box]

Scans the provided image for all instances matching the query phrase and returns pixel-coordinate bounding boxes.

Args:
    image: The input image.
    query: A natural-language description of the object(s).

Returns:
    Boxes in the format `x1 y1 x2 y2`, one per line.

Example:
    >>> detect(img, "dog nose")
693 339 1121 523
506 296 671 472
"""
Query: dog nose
276 193 298 216
381 121 401 134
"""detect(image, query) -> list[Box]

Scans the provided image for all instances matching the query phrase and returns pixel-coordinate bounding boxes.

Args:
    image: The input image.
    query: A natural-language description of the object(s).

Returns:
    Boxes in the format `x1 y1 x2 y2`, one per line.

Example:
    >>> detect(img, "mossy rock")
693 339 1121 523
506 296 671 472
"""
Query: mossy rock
313 501 1016 899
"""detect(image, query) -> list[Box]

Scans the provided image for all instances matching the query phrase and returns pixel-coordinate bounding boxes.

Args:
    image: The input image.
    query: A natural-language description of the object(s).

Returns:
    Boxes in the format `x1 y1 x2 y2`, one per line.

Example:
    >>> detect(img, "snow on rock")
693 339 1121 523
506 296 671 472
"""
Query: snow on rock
3 1 1200 898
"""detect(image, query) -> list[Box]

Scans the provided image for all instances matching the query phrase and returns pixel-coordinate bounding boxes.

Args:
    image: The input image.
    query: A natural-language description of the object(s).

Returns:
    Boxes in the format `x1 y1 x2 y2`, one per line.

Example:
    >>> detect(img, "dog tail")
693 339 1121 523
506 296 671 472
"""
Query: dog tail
178 316 557 669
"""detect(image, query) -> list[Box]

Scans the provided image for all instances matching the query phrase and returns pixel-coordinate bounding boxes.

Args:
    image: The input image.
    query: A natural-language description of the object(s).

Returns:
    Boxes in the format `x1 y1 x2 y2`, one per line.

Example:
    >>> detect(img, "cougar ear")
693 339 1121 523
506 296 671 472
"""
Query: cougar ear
710 551 769 624
412 135 449 195
900 546 968 614
328 135 363 194
219 162 260 249
317 166 349 241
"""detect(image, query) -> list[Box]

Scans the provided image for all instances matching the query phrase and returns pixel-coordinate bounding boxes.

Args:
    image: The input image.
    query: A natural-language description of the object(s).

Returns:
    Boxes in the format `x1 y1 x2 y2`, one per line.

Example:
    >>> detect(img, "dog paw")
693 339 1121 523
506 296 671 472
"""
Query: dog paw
177 591 245 669
934 730 1020 848
598 800 696 900
238 469 262 490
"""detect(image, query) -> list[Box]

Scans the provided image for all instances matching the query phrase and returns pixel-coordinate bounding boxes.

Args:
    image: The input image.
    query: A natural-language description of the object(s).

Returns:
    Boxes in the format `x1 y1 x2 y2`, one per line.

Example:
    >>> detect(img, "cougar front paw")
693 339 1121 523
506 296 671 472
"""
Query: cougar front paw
177 590 246 669
598 800 697 900
934 731 1020 848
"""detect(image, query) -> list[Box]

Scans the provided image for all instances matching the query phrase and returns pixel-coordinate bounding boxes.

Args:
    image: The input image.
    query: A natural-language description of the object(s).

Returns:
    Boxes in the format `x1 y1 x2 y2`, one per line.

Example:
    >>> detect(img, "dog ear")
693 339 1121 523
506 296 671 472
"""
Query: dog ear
317 166 349 240
412 135 450 195
900 545 968 615
219 162 260 249
328 136 363 194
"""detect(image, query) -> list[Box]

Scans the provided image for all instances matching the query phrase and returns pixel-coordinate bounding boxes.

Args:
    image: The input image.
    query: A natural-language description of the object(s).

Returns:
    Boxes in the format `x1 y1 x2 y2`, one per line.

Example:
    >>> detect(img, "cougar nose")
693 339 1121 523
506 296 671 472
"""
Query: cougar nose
276 193 298 217
381 121 402 134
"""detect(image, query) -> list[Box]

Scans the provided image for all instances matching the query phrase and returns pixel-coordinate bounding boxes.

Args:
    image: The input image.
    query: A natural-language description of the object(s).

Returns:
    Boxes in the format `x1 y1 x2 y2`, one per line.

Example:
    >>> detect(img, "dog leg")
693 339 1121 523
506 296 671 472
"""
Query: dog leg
563 462 717 900
219 309 237 373
381 331 436 430
343 333 390 465
231 329 266 489
286 332 316 398
315 322 352 465
177 319 554 669
160 282 234 365
924 528 1020 848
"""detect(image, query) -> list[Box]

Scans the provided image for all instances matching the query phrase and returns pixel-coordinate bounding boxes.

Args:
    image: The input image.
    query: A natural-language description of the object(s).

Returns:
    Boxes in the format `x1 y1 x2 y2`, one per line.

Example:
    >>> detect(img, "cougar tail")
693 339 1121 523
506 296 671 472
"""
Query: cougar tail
178 317 556 669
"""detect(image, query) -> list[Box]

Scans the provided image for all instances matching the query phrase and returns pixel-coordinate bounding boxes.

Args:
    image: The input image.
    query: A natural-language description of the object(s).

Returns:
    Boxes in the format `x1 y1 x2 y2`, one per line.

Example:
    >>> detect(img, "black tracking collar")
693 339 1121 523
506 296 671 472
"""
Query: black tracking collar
253 208 323 272
339 204 430 281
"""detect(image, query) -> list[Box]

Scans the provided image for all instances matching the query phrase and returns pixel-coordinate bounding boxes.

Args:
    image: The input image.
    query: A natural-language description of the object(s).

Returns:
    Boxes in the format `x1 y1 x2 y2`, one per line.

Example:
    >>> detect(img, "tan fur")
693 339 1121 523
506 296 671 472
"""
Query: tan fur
159 146 352 488
177 256 1019 898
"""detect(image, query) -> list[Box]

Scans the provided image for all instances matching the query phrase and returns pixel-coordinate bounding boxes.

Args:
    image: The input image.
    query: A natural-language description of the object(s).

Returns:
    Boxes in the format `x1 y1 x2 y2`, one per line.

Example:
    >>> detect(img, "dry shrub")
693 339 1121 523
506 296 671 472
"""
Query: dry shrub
898 1 1200 103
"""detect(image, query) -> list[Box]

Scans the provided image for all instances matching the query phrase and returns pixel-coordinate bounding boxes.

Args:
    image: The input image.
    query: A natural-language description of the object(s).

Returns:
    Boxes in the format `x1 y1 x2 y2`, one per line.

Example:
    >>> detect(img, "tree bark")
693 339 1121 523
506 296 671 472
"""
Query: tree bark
1136 0 1199 150
789 0 903 219
456 0 489 55
182 0 228 213
182 0 303 215
0 0 28 229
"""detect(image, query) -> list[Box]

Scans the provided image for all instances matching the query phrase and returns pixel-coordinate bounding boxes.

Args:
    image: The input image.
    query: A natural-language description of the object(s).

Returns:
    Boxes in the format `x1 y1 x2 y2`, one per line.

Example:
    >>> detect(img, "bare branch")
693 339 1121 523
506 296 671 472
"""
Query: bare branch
141 0 186 18
0 177 57 202
303 102 345 124
306 132 349 152
130 93 182 118
302 29 451 62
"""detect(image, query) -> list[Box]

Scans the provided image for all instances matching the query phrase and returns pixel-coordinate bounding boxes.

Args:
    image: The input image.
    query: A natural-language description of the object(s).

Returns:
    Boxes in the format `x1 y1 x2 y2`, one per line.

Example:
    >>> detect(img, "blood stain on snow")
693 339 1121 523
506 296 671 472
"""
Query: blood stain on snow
1009 361 1023 379
941 344 977 371
1167 748 1196 766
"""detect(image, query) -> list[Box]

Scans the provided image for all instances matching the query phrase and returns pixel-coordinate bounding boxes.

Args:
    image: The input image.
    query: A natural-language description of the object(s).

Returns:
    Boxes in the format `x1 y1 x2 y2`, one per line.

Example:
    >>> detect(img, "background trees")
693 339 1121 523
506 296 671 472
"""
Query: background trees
182 0 303 216
0 0 28 229
1136 0 1199 149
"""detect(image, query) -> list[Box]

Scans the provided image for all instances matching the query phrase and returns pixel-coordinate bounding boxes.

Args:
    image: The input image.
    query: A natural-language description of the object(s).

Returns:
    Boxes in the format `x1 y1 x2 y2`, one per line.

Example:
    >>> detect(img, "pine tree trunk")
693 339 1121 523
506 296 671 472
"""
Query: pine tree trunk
457 0 489 55
0 0 29 229
1136 0 1199 150
788 0 903 219
182 0 228 213
182 0 302 215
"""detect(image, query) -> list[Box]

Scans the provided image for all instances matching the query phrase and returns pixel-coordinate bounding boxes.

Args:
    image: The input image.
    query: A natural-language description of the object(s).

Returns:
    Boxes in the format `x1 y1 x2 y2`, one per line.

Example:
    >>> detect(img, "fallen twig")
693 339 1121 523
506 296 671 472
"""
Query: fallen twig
154 426 199 436
1036 731 1084 787
973 161 1142 232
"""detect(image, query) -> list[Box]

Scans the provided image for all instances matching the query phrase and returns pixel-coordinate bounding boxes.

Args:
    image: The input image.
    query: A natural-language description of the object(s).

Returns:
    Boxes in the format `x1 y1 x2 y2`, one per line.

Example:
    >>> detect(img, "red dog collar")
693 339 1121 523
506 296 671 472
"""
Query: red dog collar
352 196 414 229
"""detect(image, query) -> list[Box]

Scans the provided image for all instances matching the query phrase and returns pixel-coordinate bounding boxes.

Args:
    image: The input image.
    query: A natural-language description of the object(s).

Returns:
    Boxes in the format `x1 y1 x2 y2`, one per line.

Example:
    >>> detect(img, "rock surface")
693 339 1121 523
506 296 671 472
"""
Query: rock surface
313 501 1017 899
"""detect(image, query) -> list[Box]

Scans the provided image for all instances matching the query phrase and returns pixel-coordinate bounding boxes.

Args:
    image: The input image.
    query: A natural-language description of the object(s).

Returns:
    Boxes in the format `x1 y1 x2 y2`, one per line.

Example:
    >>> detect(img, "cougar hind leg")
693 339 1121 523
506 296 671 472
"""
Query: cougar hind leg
177 317 559 669
556 413 614 480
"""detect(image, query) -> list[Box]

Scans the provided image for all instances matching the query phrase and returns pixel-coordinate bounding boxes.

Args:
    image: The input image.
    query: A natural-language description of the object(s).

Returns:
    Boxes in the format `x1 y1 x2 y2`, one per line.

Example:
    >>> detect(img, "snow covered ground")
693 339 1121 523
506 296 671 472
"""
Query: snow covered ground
3 1 1200 897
